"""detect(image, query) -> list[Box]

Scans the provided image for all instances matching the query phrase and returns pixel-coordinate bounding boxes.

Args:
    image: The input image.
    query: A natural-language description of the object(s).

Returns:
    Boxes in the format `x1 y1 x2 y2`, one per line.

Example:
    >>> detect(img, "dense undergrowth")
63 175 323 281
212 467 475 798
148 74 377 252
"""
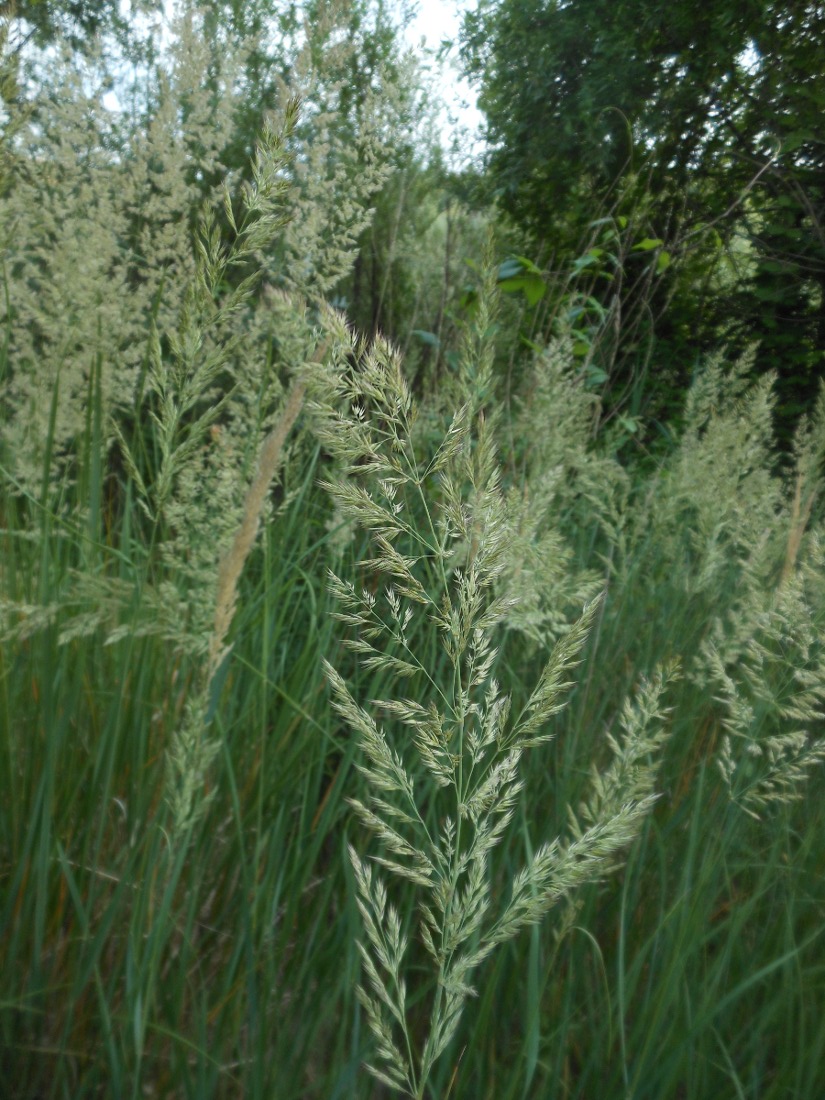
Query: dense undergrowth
1 5 825 1098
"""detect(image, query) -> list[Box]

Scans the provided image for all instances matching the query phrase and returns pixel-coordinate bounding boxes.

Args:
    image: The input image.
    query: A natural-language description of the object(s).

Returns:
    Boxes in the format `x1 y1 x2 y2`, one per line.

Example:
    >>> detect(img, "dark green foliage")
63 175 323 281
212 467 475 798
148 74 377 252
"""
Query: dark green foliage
6 0 132 52
459 0 825 440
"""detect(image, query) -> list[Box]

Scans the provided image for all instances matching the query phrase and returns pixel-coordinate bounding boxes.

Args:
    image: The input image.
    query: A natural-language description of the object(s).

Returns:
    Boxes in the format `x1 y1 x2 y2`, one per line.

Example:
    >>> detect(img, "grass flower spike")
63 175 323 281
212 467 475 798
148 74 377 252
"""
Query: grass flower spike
312 294 675 1097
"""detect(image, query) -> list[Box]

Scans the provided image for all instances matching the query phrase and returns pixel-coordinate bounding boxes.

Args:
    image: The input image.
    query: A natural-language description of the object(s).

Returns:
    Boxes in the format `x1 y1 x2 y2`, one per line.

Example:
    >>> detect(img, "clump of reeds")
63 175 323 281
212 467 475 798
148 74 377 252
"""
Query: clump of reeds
690 381 825 817
308 290 676 1097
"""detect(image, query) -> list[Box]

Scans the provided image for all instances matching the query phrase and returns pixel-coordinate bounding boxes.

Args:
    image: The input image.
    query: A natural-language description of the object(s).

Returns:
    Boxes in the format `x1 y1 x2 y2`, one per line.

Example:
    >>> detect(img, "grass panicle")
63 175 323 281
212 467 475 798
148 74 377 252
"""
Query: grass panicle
314 286 675 1098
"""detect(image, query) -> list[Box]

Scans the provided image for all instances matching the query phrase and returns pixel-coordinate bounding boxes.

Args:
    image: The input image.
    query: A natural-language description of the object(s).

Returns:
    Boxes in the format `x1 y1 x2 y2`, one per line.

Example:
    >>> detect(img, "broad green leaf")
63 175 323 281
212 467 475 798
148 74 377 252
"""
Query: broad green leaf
585 365 609 386
514 254 544 275
498 258 525 281
572 252 600 272
498 275 547 306
411 330 440 348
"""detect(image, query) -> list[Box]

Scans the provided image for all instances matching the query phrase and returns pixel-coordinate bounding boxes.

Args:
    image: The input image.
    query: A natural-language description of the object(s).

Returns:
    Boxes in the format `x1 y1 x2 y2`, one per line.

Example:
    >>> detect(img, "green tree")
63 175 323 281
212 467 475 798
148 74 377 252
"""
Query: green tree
460 0 825 437
4 0 128 49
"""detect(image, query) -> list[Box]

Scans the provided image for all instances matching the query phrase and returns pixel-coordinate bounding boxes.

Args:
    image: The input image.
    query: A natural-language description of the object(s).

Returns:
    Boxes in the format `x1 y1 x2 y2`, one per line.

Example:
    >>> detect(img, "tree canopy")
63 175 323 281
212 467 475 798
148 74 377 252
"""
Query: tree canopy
460 0 825 433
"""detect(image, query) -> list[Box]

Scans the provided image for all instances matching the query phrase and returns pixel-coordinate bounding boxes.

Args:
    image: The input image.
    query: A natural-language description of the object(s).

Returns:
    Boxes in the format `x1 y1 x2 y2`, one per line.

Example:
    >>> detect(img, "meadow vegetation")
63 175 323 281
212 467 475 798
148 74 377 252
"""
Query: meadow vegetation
1 3 824 1097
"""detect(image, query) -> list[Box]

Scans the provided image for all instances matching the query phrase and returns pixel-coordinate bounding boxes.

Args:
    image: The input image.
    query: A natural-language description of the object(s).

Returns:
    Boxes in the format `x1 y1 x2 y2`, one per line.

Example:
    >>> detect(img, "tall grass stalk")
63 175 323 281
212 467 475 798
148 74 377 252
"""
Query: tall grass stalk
309 293 676 1097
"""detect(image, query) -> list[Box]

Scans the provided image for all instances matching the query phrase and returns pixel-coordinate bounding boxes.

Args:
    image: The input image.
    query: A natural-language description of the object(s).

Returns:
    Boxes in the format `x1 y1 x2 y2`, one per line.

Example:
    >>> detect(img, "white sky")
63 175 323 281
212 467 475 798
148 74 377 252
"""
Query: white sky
401 0 485 157
97 0 486 156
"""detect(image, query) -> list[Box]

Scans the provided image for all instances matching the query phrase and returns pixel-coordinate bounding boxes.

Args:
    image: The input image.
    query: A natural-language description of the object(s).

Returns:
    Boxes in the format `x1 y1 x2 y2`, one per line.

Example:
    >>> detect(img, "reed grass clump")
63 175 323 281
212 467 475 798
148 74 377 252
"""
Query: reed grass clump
690 382 825 817
0 6 423 1092
309 296 676 1097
